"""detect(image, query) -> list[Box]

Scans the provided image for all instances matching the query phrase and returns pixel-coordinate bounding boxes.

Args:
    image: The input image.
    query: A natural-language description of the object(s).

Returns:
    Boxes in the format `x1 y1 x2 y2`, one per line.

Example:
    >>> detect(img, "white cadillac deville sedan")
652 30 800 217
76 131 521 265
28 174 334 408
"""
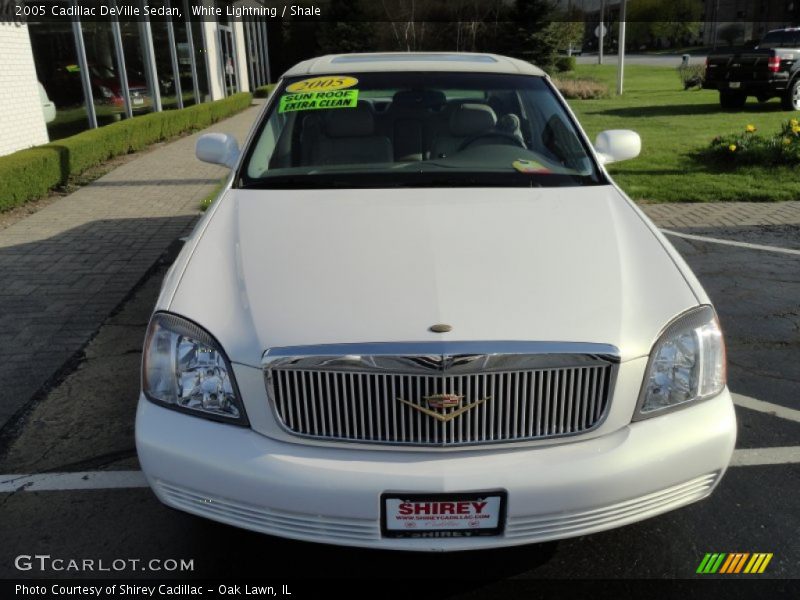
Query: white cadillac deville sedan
136 53 736 550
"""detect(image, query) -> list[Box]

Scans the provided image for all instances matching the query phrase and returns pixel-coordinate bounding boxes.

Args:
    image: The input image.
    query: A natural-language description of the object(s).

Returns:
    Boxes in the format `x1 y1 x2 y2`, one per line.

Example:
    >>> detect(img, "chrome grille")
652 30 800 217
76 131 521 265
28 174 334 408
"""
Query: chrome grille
264 342 617 447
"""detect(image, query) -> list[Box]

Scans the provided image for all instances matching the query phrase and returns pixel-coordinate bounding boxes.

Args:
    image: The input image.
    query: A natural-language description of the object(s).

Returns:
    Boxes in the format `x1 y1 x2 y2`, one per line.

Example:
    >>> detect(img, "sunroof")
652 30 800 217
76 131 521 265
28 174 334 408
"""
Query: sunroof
331 54 498 64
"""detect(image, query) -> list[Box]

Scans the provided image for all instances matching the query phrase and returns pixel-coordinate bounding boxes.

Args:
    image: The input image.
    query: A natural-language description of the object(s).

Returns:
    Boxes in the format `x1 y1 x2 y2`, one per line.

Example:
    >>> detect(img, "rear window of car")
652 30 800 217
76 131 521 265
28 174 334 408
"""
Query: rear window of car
238 71 603 190
760 30 800 48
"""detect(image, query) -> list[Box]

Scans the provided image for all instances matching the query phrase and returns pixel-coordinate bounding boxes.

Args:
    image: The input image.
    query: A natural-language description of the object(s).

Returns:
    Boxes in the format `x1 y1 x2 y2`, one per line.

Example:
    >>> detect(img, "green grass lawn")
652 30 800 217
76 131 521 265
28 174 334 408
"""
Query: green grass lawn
567 65 800 202
199 178 225 211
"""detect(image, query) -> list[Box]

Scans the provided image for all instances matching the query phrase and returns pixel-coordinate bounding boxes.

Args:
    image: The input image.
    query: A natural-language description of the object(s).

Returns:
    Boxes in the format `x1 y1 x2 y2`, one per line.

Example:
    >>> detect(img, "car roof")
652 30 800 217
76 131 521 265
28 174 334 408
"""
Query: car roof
282 52 546 78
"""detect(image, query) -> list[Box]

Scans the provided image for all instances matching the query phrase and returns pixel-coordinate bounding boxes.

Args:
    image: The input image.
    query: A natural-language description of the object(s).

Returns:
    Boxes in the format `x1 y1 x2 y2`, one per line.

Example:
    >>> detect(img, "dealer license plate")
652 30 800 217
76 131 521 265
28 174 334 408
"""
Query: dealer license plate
729 82 741 89
133 97 145 105
381 492 506 538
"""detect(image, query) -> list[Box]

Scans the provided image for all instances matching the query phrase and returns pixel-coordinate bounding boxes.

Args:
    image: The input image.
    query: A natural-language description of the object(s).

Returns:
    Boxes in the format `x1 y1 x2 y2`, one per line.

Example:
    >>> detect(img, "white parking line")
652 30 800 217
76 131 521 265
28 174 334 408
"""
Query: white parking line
0 470 148 493
661 230 800 256
732 393 800 424
731 447 800 467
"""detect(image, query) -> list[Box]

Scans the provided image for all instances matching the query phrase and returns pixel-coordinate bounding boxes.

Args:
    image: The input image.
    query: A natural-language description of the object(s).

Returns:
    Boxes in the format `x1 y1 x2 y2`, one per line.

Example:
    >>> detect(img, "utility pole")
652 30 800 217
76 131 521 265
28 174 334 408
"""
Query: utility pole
599 0 605 65
567 0 573 56
617 0 627 94
712 0 720 49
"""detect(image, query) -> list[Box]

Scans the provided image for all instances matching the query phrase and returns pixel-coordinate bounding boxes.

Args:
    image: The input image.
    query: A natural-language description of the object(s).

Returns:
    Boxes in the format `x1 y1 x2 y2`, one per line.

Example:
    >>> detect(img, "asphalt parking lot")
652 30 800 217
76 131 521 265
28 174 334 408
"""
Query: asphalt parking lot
0 220 797 587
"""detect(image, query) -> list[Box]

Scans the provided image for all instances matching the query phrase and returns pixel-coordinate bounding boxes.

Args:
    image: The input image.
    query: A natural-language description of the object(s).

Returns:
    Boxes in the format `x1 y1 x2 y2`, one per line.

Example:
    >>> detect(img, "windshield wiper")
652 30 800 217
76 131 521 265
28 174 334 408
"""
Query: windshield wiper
238 171 561 190
238 177 360 190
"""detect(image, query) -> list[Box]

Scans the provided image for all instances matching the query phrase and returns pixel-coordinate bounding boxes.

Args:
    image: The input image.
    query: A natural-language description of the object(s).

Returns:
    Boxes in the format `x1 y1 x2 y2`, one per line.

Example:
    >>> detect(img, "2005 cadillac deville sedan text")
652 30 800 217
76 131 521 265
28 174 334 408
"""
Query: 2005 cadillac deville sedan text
135 53 736 550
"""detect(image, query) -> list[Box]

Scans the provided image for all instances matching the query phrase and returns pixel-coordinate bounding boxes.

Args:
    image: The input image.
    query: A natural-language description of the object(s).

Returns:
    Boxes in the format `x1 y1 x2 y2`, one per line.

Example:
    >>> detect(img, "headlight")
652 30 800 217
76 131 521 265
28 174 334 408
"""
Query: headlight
635 305 726 419
142 313 248 425
99 85 114 98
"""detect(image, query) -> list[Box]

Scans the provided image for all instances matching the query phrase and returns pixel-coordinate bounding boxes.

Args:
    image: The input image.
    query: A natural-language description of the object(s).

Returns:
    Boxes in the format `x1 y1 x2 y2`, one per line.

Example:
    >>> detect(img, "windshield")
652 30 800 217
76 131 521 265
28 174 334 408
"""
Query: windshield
239 72 603 189
759 30 800 48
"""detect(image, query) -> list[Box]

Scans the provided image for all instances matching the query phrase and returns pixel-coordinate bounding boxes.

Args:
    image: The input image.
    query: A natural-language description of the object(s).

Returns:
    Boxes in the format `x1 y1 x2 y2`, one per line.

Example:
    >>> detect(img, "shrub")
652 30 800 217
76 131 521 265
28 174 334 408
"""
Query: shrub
677 63 705 89
253 84 276 98
552 77 610 99
0 92 252 213
0 147 64 212
700 119 800 166
719 23 745 47
554 56 577 73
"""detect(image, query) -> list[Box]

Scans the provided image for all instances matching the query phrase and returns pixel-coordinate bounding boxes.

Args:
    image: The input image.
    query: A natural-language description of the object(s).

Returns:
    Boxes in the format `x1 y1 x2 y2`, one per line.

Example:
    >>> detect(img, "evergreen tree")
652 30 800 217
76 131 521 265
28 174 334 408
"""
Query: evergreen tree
318 0 377 54
496 0 558 70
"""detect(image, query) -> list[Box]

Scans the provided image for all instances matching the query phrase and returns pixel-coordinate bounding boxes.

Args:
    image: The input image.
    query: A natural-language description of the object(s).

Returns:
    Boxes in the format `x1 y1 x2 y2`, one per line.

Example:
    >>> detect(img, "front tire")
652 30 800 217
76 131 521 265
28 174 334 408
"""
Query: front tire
781 78 800 110
720 90 746 109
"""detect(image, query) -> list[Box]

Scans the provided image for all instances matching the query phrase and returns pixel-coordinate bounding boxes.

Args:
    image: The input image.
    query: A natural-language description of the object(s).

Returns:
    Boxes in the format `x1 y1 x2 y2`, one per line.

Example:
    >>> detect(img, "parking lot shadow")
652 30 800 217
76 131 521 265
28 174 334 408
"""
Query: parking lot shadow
0 215 195 433
197 516 559 581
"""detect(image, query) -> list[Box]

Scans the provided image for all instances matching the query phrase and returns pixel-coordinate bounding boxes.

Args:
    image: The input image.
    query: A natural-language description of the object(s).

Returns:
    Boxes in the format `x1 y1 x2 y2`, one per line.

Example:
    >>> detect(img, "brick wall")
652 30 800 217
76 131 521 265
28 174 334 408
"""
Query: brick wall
0 22 49 157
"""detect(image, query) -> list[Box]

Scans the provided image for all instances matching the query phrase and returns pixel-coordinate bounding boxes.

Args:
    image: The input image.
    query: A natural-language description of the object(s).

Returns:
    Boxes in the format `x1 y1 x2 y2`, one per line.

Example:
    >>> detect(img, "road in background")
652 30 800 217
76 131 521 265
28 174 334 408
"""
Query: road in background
576 54 707 67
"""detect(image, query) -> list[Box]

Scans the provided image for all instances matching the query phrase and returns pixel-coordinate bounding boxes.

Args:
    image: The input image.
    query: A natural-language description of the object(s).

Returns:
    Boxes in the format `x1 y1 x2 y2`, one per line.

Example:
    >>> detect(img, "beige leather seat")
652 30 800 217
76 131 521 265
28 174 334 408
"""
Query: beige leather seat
383 90 446 162
309 104 393 166
429 103 497 159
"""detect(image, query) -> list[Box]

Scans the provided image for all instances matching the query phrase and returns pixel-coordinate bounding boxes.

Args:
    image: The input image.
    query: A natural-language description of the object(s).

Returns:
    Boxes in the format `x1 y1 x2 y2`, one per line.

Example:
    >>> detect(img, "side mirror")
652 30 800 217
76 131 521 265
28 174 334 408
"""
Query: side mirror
594 130 641 165
196 133 240 169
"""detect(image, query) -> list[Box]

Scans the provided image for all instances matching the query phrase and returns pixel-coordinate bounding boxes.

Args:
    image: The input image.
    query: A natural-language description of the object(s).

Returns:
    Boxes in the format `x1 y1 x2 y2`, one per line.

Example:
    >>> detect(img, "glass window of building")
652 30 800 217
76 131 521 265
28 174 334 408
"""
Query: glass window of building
172 12 197 106
119 20 158 113
190 18 210 102
29 21 90 140
82 19 132 124
148 0 180 109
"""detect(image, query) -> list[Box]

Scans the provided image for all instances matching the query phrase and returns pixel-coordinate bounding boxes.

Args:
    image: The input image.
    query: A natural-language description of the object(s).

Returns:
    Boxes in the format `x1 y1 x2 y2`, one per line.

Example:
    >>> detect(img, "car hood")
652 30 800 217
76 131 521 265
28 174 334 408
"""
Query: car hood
164 185 698 366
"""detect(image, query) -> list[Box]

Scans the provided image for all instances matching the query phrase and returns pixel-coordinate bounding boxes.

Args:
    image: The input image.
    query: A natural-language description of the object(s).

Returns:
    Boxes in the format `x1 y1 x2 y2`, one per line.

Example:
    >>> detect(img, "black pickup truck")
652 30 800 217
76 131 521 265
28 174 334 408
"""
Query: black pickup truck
704 28 800 110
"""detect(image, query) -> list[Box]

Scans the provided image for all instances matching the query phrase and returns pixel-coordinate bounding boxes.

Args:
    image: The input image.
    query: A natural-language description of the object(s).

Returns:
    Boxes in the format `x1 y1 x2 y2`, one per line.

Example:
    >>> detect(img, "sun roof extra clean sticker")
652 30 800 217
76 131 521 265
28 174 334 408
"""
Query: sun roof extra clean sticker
279 89 360 113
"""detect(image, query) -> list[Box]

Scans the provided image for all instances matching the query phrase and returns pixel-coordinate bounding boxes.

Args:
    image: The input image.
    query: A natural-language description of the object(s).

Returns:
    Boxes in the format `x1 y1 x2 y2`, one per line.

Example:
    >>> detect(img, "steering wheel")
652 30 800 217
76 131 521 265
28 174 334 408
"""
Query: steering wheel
457 131 526 152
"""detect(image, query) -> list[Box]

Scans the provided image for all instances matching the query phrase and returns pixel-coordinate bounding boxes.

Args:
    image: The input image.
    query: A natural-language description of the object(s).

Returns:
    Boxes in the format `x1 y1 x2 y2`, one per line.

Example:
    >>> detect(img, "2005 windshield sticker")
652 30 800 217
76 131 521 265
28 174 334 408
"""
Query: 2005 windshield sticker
279 76 359 113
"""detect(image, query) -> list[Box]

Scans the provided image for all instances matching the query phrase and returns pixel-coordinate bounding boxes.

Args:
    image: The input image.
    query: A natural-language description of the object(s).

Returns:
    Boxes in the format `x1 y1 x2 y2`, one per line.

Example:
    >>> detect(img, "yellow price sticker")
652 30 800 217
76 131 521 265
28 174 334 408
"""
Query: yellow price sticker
512 159 552 174
286 75 359 94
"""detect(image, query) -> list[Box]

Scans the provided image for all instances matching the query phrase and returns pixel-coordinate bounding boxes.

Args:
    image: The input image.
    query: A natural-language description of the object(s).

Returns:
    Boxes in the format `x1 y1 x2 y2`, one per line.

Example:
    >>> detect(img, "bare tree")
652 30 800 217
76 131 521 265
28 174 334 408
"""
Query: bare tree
380 0 423 50
403 0 416 50
377 0 510 53
380 0 403 48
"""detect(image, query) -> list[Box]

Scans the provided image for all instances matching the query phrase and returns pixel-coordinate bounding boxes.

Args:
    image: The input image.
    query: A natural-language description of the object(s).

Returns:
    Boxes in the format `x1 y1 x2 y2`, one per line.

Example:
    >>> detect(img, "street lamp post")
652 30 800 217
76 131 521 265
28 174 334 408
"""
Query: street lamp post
617 0 627 95
599 0 605 65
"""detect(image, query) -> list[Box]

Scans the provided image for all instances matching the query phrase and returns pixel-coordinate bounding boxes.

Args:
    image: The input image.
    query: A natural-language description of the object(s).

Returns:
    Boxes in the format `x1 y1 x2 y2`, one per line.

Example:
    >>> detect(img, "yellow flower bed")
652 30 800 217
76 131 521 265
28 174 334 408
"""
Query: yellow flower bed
705 119 800 166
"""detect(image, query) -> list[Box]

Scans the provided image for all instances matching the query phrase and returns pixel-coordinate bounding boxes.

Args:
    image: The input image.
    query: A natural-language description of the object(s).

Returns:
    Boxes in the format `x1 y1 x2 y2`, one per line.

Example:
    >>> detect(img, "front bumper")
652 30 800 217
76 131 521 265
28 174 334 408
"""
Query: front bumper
136 390 736 551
